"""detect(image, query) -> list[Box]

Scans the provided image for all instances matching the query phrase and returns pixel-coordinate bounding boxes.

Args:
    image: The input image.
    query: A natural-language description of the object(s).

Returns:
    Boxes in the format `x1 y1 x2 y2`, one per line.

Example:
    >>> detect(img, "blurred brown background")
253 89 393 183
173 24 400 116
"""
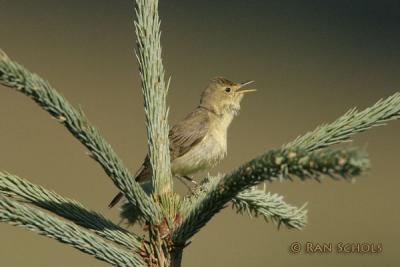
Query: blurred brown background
1 0 399 266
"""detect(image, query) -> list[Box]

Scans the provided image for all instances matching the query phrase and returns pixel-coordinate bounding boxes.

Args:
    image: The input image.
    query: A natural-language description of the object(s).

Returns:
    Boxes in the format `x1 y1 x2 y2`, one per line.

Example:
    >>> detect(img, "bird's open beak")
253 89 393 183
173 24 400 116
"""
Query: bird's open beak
236 80 256 94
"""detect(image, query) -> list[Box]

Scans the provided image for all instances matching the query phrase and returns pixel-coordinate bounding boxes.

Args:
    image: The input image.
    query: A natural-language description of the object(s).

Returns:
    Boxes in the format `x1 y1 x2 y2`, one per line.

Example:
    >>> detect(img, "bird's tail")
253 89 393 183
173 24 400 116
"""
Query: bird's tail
108 157 152 208
108 192 123 208
108 180 154 208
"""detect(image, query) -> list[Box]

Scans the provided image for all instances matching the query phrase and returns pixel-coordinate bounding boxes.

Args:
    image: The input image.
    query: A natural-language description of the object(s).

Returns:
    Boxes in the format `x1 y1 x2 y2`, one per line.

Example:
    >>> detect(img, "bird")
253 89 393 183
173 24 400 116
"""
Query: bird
108 77 256 208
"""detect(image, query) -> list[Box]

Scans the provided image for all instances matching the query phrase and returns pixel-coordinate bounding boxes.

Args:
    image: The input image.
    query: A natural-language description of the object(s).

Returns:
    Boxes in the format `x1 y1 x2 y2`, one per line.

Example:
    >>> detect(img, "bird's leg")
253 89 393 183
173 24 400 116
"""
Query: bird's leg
182 175 197 185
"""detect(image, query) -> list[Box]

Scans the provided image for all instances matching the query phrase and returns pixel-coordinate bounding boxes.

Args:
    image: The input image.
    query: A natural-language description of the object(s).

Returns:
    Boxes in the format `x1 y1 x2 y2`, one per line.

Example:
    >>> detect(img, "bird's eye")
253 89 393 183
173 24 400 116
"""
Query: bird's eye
225 87 231 93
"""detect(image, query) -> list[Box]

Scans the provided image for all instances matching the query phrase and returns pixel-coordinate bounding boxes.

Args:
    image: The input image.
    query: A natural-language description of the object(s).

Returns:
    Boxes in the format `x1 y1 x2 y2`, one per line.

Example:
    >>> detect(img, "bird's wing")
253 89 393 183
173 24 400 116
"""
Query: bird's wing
169 108 210 159
136 108 209 181
109 109 210 208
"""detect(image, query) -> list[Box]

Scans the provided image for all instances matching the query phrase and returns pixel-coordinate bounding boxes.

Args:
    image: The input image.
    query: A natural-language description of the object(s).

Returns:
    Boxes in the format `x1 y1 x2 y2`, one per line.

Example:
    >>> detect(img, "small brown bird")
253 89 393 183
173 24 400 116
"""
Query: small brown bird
109 77 255 207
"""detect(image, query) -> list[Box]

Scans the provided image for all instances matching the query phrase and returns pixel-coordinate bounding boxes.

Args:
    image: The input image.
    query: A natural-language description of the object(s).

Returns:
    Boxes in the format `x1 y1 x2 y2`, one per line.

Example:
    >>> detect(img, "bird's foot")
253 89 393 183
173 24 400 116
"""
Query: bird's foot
176 176 197 193
182 175 198 185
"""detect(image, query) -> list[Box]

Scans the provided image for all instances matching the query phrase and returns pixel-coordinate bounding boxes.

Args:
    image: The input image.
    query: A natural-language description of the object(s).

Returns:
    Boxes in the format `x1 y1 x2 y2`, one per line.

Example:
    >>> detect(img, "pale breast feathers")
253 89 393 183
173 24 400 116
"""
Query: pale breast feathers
169 108 229 176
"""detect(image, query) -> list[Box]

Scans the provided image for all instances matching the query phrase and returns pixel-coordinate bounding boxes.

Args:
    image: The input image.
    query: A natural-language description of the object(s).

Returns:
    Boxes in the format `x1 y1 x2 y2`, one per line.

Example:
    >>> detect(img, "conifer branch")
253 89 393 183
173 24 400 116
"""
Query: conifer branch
180 175 308 230
232 189 308 230
231 147 370 230
0 50 160 223
285 93 400 152
175 90 399 244
177 147 369 240
0 172 141 250
120 192 182 226
0 197 146 267
134 0 173 194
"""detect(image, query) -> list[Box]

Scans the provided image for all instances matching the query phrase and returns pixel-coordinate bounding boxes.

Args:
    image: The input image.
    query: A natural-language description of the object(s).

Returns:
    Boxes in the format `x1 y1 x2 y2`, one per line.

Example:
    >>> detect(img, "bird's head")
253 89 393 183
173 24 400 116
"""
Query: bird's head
200 77 256 116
